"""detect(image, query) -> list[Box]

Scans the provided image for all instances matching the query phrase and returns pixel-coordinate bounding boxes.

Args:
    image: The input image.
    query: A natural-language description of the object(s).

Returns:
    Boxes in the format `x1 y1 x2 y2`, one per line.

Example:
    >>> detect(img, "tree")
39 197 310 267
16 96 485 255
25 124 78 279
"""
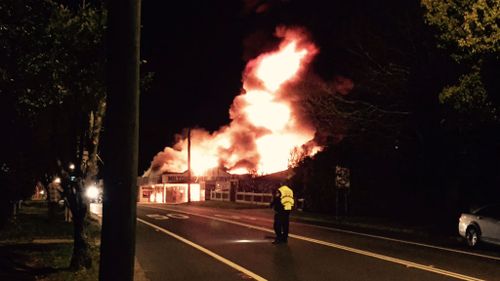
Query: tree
422 0 500 211
300 79 410 145
0 0 106 270
0 0 58 212
39 3 107 270
439 67 496 122
421 0 499 62
422 0 499 119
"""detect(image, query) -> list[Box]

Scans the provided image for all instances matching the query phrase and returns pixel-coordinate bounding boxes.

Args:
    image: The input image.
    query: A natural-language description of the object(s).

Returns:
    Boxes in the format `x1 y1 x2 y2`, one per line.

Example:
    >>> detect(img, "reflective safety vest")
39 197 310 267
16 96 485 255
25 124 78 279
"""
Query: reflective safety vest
278 185 294 211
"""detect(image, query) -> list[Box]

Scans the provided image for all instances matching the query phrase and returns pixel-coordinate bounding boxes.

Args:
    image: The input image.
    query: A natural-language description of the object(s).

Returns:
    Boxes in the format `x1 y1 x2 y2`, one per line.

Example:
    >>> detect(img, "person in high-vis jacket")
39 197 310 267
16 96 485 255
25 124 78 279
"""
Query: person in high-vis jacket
270 183 294 244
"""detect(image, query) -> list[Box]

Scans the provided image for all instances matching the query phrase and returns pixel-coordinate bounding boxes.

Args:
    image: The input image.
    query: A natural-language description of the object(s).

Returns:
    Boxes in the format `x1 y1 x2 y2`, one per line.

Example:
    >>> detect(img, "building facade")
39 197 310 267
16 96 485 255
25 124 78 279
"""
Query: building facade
137 168 238 204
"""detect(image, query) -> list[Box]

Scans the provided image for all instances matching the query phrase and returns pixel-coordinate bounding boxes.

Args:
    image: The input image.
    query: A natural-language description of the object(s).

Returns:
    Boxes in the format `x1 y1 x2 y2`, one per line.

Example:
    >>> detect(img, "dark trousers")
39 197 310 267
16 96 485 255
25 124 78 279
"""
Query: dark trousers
273 211 290 242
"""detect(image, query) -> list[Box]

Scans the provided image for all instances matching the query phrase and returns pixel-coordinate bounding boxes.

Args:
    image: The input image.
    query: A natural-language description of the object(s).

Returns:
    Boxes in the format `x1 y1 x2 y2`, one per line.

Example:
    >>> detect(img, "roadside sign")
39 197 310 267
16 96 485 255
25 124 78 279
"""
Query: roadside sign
335 166 350 189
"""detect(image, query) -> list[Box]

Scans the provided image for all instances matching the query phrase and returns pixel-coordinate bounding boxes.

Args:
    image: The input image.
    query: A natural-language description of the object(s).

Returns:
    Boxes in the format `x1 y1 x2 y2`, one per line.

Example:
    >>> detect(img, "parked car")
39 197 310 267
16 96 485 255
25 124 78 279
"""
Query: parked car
458 204 500 247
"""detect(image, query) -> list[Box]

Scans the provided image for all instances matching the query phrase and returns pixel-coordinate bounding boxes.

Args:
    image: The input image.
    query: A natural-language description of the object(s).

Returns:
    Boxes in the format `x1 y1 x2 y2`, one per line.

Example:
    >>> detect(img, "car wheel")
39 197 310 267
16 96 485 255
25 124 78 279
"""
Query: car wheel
465 226 480 247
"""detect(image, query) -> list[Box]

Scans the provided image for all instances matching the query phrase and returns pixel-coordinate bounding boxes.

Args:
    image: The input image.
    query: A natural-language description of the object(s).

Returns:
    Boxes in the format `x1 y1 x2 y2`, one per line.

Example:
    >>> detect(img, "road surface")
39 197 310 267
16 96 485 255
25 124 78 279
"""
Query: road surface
135 204 500 281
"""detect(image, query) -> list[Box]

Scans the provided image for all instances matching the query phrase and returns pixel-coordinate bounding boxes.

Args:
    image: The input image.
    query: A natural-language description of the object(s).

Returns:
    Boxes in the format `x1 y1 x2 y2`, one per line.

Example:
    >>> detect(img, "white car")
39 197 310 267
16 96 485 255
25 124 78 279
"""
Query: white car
458 204 500 247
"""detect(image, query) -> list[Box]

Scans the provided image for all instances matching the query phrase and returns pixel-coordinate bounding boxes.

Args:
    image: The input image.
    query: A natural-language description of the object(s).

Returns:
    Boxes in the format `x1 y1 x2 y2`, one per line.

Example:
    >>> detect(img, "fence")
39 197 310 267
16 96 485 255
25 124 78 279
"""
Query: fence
209 190 273 205
210 190 230 201
235 192 273 205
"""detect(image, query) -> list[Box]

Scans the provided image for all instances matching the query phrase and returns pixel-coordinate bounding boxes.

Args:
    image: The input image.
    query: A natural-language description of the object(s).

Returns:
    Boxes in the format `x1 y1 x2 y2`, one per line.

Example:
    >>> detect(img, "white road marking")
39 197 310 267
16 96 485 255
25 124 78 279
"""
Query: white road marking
214 214 228 218
146 214 169 220
137 218 267 281
145 205 500 262
288 221 500 262
140 206 485 281
291 235 484 281
166 213 189 219
215 214 248 220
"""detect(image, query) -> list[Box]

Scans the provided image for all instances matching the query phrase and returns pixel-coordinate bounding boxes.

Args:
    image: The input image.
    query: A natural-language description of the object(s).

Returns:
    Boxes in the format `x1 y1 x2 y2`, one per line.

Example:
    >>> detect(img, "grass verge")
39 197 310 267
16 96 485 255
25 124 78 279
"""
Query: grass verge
0 200 100 281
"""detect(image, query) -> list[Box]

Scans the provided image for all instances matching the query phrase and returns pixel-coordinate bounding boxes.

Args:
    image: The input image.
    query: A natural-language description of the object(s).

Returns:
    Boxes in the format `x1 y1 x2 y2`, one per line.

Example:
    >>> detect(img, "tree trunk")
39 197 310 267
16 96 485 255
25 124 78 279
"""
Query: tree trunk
69 194 91 270
86 98 106 180
63 177 92 270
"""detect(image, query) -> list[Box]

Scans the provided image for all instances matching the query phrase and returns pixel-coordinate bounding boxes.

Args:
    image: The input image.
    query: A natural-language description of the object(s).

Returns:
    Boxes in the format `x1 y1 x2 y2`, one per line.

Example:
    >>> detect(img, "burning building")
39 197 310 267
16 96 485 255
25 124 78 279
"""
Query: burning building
139 27 330 201
137 167 237 203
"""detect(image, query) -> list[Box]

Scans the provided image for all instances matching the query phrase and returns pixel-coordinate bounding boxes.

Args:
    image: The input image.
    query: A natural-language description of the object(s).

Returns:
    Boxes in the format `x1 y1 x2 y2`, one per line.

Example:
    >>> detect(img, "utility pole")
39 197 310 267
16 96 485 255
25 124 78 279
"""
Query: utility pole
187 128 191 203
99 1 140 281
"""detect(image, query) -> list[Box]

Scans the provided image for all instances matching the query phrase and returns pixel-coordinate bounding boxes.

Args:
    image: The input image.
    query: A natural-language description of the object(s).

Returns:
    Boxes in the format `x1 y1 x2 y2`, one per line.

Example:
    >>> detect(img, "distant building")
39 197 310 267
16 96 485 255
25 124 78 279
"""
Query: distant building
32 181 46 200
137 168 292 204
137 168 237 203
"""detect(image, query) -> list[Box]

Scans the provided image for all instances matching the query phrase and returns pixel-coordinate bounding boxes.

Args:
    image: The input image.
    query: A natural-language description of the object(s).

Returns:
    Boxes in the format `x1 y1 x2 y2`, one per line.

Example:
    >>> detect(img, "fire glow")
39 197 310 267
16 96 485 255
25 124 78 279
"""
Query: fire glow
147 27 320 176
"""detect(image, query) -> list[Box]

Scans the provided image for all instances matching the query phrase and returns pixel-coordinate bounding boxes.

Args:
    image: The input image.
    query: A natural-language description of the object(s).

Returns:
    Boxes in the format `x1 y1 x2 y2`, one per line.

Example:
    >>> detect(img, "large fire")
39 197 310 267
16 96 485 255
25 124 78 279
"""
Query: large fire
146 27 320 176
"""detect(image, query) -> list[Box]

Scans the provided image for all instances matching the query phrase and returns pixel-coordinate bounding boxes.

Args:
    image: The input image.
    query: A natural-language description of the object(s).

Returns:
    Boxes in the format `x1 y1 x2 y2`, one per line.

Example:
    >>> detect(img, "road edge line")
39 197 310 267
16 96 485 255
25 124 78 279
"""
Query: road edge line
291 235 484 281
141 204 500 262
140 206 484 281
292 222 500 262
137 218 267 281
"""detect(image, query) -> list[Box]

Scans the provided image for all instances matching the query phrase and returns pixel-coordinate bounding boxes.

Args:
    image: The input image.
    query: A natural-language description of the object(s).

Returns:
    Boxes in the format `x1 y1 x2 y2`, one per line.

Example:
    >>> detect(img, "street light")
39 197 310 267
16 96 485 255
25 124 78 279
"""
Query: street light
69 163 75 171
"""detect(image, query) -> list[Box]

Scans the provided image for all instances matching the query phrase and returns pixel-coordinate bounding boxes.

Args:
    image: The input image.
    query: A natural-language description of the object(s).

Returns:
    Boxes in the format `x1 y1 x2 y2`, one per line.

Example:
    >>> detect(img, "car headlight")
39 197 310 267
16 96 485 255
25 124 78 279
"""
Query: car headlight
85 185 99 200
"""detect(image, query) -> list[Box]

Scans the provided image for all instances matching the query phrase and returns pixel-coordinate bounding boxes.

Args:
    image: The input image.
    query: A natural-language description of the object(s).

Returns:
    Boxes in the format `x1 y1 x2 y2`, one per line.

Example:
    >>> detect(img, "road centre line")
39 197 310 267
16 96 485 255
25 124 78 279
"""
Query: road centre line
292 222 500 262
140 206 484 281
290 235 484 281
137 218 267 281
141 204 500 261
238 215 500 262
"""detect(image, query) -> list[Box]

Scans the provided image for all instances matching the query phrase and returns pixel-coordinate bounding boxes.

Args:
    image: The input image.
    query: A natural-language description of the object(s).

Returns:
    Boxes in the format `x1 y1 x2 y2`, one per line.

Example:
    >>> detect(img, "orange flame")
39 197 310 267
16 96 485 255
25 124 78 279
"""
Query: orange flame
147 27 320 176
255 41 308 92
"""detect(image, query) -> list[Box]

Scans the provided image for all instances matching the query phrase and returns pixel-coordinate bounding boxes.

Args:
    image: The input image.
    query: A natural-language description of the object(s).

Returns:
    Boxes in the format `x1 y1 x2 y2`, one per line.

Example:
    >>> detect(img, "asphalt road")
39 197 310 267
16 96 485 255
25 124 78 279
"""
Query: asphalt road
135 204 500 281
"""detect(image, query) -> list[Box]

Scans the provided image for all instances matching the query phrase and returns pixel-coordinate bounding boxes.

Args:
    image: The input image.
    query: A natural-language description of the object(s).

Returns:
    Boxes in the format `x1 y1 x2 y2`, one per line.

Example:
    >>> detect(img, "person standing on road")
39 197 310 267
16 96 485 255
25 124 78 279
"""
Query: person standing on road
270 183 294 244
278 183 294 243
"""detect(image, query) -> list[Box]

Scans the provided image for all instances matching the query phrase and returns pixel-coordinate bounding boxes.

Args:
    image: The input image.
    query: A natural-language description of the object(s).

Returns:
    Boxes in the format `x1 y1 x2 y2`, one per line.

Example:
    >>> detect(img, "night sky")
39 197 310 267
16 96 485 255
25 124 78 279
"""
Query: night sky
139 1 247 173
137 0 443 173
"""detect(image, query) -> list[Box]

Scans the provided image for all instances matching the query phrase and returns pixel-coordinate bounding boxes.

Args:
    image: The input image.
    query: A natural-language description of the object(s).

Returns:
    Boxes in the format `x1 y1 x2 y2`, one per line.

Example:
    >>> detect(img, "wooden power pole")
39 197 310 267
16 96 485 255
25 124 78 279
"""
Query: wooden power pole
99 0 141 280
187 128 191 203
